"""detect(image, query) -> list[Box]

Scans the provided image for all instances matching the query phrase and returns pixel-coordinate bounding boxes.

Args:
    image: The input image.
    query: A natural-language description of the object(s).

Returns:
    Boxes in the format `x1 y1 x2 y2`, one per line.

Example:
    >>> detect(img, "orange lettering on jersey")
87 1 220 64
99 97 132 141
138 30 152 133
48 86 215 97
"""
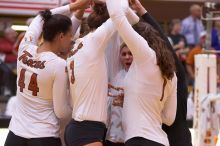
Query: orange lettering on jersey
19 51 32 61
39 61 46 69
68 42 83 58
19 51 46 69
35 61 43 69
77 42 83 50
27 59 34 66
70 61 75 84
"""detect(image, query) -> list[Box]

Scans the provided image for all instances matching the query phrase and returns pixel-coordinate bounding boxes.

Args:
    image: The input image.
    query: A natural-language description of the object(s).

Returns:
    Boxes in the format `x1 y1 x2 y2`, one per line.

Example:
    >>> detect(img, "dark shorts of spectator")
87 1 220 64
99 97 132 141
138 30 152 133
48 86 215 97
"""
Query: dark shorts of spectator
64 119 107 146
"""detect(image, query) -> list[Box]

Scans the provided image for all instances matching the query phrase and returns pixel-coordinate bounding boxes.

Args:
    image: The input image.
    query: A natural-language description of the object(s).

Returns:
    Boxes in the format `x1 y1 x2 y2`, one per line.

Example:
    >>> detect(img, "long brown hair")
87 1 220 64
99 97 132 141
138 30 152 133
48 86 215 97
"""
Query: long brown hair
133 22 176 80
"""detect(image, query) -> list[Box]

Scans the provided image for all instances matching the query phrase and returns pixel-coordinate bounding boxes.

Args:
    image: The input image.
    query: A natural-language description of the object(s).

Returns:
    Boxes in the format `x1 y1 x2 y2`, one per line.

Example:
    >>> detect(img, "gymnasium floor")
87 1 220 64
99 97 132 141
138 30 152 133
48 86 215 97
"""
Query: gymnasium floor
0 128 9 146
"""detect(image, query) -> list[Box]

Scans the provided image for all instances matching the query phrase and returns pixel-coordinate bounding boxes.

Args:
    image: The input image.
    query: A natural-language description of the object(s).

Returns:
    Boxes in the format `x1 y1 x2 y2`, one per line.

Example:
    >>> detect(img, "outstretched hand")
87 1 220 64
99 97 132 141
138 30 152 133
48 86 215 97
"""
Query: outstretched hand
129 0 147 16
129 0 141 10
70 0 91 11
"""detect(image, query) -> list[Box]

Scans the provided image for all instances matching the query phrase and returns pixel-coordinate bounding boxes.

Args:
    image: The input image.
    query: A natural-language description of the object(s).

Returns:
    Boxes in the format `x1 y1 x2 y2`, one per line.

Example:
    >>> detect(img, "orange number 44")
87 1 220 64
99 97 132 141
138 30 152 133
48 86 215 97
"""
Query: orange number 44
18 69 39 96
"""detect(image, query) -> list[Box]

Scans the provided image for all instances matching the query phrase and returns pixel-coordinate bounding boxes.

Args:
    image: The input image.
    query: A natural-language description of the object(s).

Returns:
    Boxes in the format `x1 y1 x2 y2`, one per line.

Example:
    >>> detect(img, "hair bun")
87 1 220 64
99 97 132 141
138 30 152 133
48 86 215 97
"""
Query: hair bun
40 9 52 22
93 2 107 15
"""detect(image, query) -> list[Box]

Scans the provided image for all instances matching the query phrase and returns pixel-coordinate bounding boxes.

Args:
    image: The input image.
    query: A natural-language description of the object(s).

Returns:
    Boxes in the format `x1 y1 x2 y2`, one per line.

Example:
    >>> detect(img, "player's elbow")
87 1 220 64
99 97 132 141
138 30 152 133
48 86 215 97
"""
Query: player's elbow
162 113 176 126
163 118 175 126
55 110 66 119
54 107 71 119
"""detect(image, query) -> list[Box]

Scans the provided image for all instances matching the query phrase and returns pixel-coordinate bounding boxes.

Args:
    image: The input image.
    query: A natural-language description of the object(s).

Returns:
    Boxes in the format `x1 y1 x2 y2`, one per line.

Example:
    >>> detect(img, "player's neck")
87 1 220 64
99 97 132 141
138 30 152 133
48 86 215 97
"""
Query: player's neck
37 41 59 54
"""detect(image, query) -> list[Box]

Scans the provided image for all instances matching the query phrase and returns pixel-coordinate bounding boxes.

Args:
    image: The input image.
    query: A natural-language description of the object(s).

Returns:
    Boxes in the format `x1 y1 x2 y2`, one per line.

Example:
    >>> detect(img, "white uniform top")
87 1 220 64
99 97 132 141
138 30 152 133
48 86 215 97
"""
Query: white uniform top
106 69 126 143
9 5 81 138
106 0 177 146
67 6 139 125
5 96 17 116
67 19 116 124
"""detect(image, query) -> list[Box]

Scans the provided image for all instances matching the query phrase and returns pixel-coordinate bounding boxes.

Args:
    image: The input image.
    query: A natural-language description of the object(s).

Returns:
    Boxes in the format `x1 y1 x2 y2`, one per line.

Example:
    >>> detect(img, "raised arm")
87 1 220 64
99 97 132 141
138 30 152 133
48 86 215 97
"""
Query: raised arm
83 1 139 59
161 75 177 126
53 60 72 119
106 0 154 63
130 0 188 129
88 18 116 56
19 0 90 53
71 8 87 35
129 0 163 37
129 0 178 56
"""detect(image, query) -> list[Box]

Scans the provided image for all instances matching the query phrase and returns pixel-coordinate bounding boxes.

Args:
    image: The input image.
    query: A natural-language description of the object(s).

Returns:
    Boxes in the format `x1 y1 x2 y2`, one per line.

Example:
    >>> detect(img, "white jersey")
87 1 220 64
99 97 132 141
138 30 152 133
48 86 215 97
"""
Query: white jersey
67 19 116 124
5 96 17 116
67 7 139 125
106 70 126 143
9 5 80 138
106 0 177 145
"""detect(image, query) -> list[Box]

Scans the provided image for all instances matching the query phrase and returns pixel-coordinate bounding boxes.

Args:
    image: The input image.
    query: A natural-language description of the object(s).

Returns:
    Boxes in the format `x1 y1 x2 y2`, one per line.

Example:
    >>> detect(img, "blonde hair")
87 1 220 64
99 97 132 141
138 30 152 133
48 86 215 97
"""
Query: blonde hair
120 42 127 51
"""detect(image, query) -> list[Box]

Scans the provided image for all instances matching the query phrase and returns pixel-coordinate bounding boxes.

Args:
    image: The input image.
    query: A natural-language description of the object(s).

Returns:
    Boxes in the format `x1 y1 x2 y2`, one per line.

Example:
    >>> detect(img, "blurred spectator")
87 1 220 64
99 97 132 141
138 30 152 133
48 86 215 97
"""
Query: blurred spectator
0 27 17 63
211 17 220 52
182 4 204 48
0 27 17 96
186 31 206 83
168 19 188 65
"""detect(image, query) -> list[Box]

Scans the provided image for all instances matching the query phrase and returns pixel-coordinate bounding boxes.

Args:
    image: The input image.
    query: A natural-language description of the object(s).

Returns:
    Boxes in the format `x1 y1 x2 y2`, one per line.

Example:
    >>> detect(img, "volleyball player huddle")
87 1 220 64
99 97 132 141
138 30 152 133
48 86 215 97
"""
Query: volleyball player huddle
4 0 177 146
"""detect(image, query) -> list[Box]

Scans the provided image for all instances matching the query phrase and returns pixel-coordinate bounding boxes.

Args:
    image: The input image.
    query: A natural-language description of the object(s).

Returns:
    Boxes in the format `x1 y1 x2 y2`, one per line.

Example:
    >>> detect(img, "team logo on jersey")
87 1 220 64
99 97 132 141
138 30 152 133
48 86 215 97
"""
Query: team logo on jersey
68 42 83 58
19 51 46 69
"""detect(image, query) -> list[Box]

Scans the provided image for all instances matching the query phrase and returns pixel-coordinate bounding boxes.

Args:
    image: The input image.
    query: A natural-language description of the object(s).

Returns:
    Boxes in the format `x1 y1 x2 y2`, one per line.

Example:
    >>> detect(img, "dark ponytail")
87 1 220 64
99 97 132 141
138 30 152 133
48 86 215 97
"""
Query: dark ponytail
40 9 52 22
39 9 72 42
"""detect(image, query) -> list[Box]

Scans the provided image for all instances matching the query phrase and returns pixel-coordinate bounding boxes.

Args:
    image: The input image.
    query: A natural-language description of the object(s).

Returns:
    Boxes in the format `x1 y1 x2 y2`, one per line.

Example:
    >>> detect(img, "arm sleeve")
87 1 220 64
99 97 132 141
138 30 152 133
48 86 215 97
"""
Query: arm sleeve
106 0 154 63
125 8 140 26
53 60 72 119
19 5 70 54
161 75 177 126
71 14 81 36
88 19 116 56
87 0 140 58
105 32 122 82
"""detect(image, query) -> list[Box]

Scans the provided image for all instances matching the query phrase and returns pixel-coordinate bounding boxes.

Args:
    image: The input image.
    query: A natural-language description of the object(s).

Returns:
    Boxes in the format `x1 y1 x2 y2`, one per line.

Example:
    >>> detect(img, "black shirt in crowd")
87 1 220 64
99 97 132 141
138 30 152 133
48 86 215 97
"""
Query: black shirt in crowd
169 34 187 50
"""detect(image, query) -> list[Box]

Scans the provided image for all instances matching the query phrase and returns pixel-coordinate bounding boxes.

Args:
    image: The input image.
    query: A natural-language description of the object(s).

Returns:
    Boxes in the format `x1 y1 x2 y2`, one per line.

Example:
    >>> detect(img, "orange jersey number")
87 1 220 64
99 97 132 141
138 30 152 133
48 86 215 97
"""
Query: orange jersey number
18 69 39 96
18 69 26 92
28 73 39 96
